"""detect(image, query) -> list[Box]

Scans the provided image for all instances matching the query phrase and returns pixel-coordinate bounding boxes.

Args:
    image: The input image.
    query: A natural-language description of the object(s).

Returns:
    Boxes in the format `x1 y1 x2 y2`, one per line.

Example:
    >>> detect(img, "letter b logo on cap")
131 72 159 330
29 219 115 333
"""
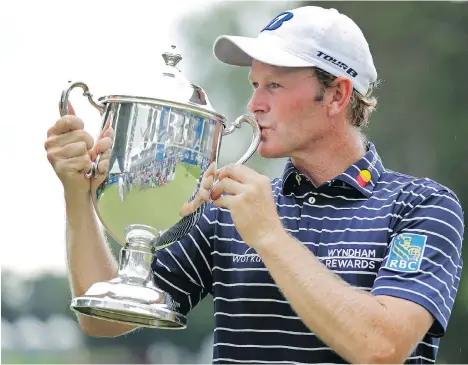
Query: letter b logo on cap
261 11 294 32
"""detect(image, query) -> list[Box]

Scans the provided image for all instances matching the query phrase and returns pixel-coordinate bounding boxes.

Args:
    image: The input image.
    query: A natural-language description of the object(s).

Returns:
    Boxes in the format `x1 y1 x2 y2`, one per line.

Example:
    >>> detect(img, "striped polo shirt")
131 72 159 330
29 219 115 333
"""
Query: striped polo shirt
152 142 464 364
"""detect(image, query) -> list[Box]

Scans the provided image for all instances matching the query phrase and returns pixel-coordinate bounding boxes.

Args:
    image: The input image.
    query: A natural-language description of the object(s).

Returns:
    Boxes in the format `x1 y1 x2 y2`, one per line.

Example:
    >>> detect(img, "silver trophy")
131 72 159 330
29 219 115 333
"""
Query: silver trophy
59 45 260 329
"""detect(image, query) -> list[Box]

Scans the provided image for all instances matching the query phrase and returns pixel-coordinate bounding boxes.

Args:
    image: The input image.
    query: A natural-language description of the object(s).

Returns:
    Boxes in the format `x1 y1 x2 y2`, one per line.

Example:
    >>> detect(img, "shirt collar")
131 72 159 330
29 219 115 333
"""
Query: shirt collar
281 142 385 198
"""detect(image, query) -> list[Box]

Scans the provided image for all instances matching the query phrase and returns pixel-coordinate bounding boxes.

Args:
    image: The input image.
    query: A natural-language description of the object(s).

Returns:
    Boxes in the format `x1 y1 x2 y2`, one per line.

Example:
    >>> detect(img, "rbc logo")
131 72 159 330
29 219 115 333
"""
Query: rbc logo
384 233 427 273
261 11 294 32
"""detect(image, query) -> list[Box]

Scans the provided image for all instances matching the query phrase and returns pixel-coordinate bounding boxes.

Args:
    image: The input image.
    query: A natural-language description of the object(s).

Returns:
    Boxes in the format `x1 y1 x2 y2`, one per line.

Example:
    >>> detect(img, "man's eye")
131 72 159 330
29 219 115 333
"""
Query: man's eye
268 83 281 89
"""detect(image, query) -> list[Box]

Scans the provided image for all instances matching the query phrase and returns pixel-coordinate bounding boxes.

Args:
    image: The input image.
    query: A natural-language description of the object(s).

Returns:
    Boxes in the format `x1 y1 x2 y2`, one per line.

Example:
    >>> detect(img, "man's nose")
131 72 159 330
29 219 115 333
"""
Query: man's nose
247 89 270 114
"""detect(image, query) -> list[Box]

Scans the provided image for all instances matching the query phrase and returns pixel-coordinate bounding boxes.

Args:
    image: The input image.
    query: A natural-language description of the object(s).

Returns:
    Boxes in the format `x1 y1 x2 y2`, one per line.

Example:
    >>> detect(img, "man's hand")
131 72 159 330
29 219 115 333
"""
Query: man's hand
45 102 114 197
179 162 216 216
210 164 284 248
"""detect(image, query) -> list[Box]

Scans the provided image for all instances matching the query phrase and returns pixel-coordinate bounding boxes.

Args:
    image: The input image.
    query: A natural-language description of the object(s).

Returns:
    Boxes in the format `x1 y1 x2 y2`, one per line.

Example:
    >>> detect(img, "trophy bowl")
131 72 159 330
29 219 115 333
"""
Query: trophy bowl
59 46 260 329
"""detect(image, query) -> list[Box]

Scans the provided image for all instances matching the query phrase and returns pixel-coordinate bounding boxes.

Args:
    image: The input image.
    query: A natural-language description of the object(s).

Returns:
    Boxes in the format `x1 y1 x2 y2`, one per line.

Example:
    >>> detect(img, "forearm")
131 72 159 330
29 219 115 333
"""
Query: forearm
65 191 118 296
255 232 399 364
64 191 136 336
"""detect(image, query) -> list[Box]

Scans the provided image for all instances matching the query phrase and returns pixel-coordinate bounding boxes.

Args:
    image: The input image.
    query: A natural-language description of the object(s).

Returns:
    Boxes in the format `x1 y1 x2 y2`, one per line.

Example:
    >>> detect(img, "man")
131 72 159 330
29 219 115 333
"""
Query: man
45 5 463 364
118 175 125 201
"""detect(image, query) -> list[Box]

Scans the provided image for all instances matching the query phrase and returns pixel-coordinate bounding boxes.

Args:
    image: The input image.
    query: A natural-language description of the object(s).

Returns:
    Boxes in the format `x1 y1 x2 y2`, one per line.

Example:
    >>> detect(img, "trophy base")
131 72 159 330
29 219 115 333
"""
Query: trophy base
71 278 187 329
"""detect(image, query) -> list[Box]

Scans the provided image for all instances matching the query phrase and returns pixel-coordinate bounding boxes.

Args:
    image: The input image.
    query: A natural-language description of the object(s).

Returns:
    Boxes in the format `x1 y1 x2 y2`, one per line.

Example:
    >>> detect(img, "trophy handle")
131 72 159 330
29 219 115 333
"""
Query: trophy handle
208 115 260 200
59 81 105 179
221 115 261 166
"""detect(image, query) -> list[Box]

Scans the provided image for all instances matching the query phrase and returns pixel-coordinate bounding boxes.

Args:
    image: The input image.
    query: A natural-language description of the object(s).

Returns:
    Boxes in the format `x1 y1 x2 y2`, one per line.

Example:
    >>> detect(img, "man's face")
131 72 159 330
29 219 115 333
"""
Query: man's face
247 60 331 159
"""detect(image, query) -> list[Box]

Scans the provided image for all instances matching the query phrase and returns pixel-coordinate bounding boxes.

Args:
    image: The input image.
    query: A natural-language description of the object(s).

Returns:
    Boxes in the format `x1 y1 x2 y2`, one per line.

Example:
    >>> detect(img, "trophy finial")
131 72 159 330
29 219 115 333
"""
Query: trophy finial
162 45 182 67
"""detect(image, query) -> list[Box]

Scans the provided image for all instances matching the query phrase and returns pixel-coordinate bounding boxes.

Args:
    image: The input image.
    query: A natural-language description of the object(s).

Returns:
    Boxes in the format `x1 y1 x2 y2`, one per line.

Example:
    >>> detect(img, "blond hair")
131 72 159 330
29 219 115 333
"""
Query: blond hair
312 67 380 128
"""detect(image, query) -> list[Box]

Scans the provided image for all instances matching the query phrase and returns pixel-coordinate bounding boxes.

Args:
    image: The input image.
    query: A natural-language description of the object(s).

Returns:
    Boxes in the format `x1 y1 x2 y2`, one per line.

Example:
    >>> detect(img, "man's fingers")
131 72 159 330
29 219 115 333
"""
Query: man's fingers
94 136 113 154
48 115 85 137
179 201 195 217
99 147 111 161
89 128 112 159
102 126 114 139
216 164 254 183
210 178 243 200
179 182 213 217
93 136 113 173
204 161 216 177
97 117 112 141
90 127 114 160
55 141 90 159
199 187 211 202
67 101 76 116
55 154 93 175
45 130 94 151
212 194 233 209
96 158 109 176
57 100 76 117
202 175 214 190
179 194 203 217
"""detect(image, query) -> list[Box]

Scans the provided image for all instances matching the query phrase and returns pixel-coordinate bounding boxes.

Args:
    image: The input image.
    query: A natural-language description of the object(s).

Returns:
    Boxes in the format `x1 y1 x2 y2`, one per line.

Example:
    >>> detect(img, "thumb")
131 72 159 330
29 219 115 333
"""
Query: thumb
67 101 76 116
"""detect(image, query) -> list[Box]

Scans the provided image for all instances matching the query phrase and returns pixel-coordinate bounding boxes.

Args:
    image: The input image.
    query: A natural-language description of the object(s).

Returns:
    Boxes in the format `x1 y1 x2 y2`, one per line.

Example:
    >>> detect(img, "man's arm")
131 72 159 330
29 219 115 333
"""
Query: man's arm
255 232 433 364
65 192 139 337
255 189 463 364
45 110 138 338
211 165 464 364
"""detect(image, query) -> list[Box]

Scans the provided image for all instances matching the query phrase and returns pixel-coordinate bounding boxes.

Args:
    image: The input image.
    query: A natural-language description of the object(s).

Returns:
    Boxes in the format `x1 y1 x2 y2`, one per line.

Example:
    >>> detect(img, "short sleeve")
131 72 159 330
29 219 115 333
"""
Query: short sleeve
151 203 216 316
371 190 464 337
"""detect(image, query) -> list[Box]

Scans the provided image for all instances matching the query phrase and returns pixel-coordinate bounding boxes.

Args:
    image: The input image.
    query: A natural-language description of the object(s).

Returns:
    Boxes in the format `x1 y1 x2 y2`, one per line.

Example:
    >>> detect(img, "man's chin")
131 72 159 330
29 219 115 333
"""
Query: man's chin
257 144 286 159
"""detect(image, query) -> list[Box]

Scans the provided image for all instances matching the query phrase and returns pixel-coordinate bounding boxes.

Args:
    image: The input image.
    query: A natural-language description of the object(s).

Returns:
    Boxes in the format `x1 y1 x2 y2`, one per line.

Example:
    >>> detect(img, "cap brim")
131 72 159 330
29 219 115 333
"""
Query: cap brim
213 35 314 68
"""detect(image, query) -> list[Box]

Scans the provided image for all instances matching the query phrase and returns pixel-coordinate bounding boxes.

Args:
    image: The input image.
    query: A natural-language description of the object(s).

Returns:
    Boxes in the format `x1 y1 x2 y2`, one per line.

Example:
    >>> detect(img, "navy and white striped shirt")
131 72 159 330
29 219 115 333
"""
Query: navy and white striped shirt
152 142 464 364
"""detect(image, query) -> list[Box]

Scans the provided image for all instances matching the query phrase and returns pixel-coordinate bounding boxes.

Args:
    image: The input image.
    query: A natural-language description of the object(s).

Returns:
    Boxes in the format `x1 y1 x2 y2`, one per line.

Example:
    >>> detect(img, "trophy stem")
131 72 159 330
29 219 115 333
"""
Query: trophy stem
118 248 154 285
117 224 160 284
70 223 187 329
125 224 159 251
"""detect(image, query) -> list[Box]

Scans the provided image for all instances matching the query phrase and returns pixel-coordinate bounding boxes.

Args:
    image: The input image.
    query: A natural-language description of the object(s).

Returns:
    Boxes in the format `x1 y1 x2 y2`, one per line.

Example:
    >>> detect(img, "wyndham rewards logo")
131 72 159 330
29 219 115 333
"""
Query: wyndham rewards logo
384 233 427 273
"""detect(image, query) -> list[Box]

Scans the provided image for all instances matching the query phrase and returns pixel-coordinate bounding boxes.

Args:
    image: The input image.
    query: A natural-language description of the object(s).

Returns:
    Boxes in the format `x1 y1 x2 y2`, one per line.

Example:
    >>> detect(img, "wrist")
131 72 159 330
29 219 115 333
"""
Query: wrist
64 190 93 214
254 224 290 255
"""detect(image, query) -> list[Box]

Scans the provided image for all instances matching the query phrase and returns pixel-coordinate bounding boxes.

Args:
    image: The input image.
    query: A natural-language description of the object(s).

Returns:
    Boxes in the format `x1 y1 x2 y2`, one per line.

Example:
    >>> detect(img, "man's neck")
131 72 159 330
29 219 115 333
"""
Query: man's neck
291 130 367 187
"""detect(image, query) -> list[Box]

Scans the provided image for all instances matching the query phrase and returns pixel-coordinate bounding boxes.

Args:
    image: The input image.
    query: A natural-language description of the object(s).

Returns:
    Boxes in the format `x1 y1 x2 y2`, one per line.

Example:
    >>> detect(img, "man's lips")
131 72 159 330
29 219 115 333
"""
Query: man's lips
257 120 272 134
260 127 271 138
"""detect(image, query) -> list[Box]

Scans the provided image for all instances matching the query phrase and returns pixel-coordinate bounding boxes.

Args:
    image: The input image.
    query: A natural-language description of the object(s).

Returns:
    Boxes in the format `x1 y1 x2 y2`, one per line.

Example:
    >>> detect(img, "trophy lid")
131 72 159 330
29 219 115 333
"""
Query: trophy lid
98 45 225 123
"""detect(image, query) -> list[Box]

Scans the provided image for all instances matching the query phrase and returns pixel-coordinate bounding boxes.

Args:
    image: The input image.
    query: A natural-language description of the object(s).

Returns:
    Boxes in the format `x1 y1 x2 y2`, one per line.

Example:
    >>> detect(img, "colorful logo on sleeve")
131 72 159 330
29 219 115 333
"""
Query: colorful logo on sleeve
384 233 427 273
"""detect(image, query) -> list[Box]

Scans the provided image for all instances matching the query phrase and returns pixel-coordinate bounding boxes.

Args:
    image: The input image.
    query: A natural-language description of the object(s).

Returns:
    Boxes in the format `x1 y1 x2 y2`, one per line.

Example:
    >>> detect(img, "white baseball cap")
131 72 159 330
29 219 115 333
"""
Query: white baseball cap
212 6 378 95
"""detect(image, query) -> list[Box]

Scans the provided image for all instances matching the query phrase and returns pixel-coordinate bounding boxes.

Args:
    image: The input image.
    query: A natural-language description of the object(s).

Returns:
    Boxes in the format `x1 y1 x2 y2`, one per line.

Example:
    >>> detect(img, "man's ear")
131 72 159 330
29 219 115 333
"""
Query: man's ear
328 77 353 117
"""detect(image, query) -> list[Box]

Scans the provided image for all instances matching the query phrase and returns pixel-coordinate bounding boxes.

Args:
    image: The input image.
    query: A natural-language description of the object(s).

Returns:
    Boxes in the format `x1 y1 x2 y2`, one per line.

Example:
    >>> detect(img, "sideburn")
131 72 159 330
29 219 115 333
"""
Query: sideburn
313 86 326 102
